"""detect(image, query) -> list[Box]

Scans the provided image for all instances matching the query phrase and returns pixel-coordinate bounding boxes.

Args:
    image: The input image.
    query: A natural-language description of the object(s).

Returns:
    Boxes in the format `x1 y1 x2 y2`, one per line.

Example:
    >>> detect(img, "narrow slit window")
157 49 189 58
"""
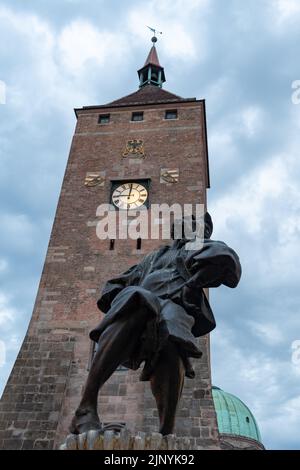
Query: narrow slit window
109 239 115 250
136 238 142 250
165 109 178 120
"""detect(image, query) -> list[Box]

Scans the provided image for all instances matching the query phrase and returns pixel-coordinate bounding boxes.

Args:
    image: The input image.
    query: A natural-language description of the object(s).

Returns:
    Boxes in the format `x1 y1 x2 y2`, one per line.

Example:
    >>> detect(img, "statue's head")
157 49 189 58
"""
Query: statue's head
171 212 213 241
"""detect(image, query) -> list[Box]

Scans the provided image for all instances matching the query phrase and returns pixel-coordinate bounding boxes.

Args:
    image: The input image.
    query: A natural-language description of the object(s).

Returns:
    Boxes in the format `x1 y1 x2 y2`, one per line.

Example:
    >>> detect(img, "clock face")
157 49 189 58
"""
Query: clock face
112 182 148 210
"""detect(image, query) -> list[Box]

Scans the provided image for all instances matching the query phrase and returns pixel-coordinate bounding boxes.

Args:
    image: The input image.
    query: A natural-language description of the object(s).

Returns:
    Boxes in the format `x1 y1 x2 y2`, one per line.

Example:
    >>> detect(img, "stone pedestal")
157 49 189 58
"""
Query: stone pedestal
60 429 200 450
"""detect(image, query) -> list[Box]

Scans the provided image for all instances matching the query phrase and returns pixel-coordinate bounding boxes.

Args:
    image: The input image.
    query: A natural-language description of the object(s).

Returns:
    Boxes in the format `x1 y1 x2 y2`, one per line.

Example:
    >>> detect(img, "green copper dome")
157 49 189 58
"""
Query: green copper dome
212 386 262 443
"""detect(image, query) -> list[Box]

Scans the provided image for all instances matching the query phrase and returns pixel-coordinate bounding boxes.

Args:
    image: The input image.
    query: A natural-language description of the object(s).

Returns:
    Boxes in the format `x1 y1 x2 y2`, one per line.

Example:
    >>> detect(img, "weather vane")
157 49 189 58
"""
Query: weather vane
146 25 162 43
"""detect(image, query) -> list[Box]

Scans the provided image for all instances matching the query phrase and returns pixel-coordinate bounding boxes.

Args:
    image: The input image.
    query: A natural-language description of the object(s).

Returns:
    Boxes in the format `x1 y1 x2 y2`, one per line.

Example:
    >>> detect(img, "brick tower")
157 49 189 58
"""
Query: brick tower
0 37 221 450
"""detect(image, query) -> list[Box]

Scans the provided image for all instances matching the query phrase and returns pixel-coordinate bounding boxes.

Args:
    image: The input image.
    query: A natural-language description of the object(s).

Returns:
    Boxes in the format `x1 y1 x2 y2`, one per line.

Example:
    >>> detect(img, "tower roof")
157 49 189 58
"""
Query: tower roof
107 84 193 107
212 386 262 443
144 45 161 67
76 35 198 113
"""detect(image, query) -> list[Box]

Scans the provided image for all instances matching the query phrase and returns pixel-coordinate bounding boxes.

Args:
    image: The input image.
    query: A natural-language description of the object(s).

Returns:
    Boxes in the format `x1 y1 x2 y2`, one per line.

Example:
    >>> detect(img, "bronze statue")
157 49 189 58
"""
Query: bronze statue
70 213 241 436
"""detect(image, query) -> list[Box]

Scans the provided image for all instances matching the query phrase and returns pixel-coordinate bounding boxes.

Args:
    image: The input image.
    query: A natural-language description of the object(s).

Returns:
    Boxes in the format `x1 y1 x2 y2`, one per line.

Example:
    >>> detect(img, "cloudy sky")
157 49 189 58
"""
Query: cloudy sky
0 0 300 450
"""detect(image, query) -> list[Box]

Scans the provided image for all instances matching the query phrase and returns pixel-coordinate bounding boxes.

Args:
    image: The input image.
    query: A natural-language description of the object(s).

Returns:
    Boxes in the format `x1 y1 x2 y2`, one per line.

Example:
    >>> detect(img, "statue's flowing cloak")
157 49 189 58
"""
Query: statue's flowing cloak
90 240 241 378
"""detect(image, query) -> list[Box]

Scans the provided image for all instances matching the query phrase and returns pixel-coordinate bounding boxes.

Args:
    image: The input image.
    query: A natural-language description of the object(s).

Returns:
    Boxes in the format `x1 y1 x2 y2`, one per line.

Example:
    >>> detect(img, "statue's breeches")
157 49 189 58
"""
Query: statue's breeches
90 286 202 375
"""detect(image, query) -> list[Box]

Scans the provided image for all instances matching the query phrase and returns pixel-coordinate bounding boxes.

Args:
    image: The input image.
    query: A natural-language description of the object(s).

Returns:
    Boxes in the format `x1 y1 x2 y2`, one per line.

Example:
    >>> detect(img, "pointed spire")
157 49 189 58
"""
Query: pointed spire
144 44 161 68
137 34 166 88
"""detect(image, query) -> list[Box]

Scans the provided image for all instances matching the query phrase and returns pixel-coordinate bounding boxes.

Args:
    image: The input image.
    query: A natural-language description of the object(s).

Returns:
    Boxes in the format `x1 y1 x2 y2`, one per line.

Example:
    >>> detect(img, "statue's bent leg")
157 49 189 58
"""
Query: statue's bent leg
150 340 185 436
70 310 149 434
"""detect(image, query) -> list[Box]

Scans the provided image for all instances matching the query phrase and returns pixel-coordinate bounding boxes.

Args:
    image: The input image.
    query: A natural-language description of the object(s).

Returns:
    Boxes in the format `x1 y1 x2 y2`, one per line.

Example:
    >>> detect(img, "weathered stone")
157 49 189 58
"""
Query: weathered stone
165 434 176 450
93 433 104 450
86 430 100 450
66 433 78 450
149 432 162 450
112 433 121 450
77 432 87 450
133 432 146 450
60 430 198 450
119 427 131 450
133 436 143 450
103 430 115 450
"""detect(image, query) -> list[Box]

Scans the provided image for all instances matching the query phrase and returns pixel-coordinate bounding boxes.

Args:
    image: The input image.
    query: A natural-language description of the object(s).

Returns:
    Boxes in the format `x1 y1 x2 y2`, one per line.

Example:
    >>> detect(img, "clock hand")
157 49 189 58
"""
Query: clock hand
129 184 133 197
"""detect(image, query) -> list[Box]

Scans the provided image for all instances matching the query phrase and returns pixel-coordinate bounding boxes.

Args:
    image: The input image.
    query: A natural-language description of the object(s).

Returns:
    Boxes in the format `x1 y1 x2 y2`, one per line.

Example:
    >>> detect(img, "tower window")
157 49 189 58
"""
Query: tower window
109 239 115 251
246 416 250 423
98 114 110 124
165 109 178 120
136 238 142 250
131 112 144 122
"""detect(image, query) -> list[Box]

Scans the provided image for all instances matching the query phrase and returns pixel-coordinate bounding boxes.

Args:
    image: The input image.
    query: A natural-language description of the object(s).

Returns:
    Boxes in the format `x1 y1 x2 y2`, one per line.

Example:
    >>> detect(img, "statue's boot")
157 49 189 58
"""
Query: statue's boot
69 407 102 434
